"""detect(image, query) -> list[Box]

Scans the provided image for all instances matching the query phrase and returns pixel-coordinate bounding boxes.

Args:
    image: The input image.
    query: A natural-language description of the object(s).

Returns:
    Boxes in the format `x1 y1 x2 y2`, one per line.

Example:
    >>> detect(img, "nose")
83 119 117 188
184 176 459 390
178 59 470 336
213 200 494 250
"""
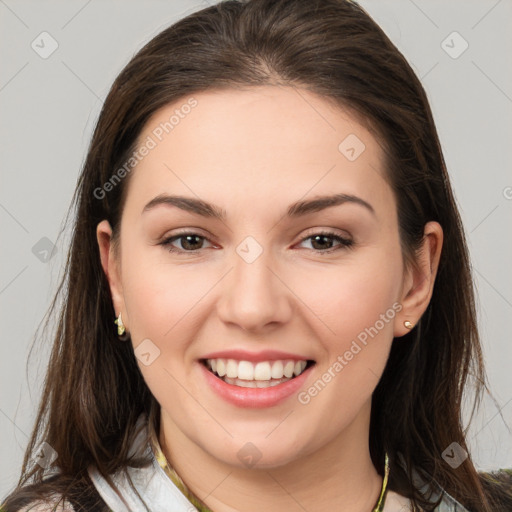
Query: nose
216 244 293 333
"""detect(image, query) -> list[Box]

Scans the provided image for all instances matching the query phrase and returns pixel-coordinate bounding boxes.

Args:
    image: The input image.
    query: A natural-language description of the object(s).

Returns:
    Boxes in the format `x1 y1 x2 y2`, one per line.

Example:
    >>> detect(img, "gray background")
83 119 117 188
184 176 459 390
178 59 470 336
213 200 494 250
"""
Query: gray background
1 0 511 500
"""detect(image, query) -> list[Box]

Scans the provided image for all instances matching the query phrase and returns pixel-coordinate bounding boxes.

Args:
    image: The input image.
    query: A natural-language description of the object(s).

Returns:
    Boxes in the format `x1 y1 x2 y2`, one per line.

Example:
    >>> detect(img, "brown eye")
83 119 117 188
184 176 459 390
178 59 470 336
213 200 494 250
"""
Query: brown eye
299 231 353 253
161 233 212 253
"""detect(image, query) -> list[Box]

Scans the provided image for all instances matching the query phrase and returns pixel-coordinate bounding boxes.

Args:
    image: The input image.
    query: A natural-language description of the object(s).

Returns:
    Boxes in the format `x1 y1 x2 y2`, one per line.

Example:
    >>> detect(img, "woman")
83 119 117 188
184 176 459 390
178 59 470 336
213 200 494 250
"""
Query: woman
2 0 511 511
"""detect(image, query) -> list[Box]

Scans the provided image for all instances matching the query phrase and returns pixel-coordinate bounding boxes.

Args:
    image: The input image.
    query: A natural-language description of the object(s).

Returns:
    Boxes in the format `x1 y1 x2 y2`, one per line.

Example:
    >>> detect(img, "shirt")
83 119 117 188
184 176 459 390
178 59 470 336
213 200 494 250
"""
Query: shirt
85 412 470 512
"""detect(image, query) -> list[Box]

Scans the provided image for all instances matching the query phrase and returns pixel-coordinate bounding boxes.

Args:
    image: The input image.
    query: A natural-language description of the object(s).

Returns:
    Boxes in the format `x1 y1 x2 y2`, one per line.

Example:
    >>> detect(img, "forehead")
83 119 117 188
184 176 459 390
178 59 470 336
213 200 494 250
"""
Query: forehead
125 85 392 216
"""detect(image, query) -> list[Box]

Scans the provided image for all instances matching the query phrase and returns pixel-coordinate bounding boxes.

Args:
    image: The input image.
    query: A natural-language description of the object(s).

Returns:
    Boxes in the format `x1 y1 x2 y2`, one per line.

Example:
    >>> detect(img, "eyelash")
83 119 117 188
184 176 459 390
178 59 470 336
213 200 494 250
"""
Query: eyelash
159 230 354 255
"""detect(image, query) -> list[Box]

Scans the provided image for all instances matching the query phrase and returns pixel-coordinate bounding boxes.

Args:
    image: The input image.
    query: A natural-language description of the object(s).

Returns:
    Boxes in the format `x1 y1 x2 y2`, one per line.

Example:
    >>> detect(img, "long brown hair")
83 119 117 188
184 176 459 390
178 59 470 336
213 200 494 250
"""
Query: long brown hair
2 0 511 511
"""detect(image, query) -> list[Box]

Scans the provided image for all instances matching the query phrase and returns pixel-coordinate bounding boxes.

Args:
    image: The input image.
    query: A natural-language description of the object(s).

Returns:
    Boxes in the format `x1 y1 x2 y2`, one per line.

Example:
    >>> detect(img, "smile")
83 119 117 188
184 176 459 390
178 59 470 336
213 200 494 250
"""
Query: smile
201 358 315 389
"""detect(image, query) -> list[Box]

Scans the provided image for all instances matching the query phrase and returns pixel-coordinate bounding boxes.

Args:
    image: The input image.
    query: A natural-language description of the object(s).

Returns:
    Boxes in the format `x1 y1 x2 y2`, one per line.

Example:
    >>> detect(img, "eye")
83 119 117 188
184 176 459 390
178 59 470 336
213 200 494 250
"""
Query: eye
297 231 353 253
160 232 213 253
159 230 353 254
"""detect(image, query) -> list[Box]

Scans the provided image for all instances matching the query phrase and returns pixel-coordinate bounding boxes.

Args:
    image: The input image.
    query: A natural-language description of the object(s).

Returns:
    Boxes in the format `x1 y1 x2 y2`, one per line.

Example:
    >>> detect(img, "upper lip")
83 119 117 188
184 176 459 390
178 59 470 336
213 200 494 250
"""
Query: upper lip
200 349 314 363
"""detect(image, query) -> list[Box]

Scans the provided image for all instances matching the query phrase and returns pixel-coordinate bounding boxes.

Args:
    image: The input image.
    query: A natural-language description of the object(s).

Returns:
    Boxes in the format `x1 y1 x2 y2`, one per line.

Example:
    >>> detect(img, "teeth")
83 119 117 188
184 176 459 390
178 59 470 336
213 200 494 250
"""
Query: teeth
216 359 226 377
206 358 309 381
254 361 271 380
239 361 254 380
270 360 283 379
226 359 238 378
223 376 292 388
283 361 295 378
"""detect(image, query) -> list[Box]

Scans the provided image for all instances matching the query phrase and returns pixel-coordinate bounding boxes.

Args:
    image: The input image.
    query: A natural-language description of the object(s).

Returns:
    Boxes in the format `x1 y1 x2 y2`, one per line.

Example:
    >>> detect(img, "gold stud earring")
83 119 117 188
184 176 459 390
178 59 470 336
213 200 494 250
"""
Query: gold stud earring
404 320 414 329
114 313 126 336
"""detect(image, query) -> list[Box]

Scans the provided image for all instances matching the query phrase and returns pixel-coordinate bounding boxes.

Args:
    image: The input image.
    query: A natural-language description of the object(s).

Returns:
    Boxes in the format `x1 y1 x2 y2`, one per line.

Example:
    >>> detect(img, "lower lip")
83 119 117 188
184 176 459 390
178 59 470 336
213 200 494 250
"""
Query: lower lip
199 361 314 409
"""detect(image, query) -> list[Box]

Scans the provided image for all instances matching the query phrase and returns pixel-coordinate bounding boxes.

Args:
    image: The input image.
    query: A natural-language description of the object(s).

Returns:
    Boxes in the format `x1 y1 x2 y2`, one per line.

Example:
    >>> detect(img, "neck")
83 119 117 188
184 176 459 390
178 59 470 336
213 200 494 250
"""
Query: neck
158 401 384 512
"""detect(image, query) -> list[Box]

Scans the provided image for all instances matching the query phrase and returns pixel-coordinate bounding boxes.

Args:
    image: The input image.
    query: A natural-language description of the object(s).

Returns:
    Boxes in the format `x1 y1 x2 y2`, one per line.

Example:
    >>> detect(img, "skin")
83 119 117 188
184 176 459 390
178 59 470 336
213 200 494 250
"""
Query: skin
97 85 443 512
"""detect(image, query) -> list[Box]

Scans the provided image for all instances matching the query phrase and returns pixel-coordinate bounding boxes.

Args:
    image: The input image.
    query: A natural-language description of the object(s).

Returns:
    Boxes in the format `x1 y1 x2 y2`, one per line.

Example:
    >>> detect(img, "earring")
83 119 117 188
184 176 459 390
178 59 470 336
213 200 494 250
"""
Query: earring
114 313 126 336
404 320 414 329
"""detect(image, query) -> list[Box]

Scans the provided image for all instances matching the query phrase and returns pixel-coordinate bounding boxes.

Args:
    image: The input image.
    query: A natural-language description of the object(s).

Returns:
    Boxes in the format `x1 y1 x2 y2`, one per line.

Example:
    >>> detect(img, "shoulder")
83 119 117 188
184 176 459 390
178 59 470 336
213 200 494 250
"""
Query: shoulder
385 489 470 512
384 489 411 510
479 468 512 509
1 471 113 512
479 467 512 487
432 468 512 511
11 496 75 512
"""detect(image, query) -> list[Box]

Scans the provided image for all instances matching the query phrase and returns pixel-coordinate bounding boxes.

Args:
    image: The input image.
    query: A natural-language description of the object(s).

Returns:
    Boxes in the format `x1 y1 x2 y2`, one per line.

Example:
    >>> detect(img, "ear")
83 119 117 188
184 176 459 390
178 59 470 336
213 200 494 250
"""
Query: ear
96 220 128 330
394 221 443 337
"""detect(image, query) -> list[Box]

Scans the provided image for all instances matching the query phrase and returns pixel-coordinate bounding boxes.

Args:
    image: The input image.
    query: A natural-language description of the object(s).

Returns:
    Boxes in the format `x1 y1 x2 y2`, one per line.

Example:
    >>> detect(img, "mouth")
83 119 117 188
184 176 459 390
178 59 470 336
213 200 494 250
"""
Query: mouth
200 358 316 388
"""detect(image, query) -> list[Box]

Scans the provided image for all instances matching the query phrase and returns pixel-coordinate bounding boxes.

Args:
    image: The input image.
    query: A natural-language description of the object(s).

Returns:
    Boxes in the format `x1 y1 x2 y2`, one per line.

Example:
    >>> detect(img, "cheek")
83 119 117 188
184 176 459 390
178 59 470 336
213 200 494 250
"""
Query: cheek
123 269 210 355
119 252 205 409
294 248 403 346
292 254 403 431
119 230 207 334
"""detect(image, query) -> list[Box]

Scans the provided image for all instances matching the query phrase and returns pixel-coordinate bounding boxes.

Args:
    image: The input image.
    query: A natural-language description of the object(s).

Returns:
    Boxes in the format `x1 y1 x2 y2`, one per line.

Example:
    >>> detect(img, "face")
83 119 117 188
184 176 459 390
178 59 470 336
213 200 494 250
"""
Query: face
98 85 440 471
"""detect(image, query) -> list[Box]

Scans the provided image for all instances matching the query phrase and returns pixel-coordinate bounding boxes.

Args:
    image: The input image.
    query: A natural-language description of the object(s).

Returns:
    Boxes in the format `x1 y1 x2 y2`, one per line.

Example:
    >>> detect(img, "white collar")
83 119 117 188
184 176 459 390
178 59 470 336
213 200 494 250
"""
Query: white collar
88 413 195 512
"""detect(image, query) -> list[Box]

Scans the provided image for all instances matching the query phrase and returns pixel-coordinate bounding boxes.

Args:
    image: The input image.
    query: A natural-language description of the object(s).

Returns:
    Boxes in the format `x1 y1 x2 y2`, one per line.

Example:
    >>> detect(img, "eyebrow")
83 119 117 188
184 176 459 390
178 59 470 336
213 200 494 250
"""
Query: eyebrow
142 193 375 219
